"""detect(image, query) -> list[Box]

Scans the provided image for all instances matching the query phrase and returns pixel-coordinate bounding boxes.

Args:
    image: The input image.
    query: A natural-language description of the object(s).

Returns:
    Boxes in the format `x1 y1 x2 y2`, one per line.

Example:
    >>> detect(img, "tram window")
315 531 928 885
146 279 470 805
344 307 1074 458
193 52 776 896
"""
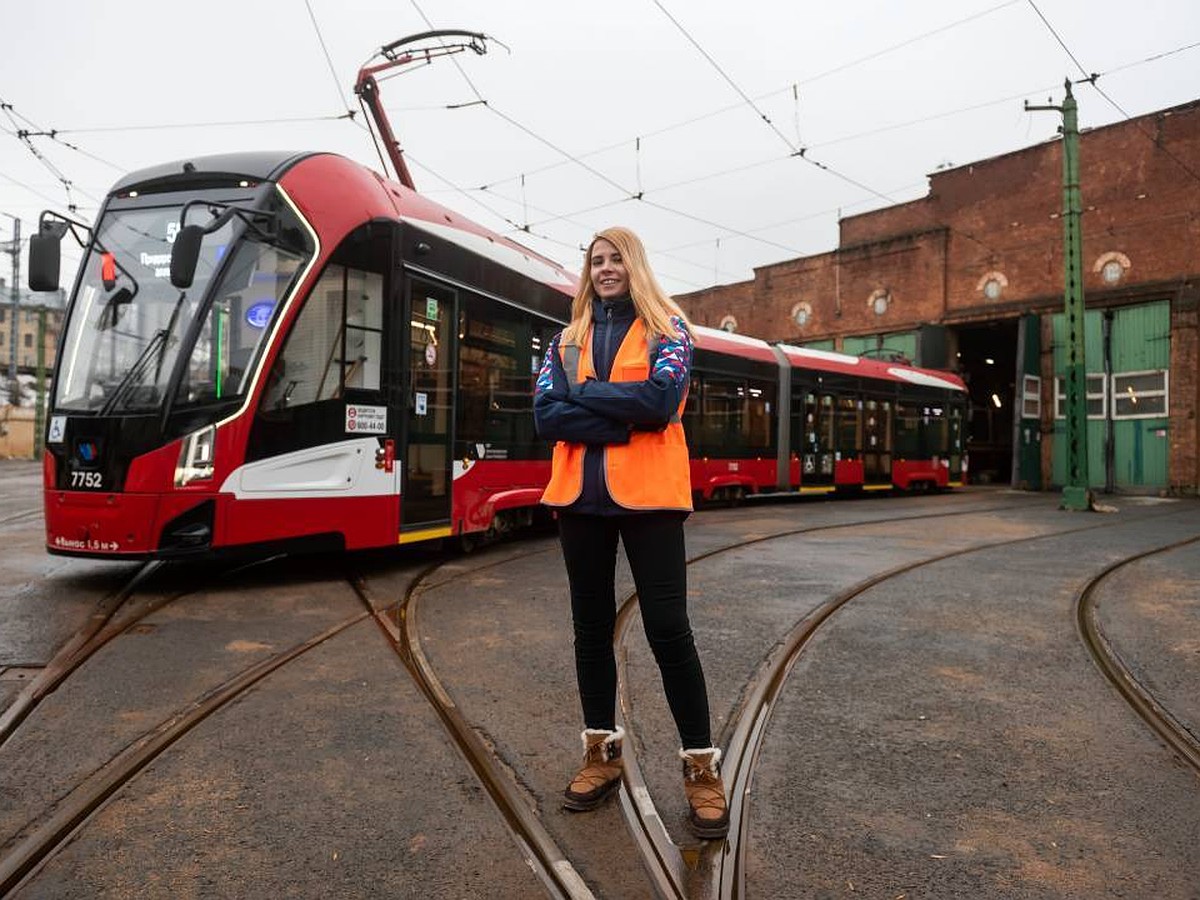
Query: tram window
682 376 702 446
699 377 741 452
694 376 773 455
261 263 381 410
744 379 773 450
181 240 306 405
895 403 921 456
344 269 383 391
834 396 862 457
923 404 950 454
863 399 893 452
456 294 557 459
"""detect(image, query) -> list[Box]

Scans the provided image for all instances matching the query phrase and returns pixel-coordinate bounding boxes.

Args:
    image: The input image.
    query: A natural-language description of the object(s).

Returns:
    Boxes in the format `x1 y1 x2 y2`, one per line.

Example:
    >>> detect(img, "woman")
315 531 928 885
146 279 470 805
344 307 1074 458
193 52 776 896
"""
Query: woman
533 226 728 839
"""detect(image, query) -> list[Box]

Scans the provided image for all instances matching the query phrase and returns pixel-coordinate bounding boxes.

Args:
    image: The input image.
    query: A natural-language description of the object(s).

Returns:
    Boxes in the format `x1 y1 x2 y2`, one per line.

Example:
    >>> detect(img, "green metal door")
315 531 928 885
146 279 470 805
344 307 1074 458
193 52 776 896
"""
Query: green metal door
1110 301 1169 490
1014 314 1042 489
1051 310 1105 488
841 335 874 357
880 331 916 362
842 332 916 362
1052 301 1170 491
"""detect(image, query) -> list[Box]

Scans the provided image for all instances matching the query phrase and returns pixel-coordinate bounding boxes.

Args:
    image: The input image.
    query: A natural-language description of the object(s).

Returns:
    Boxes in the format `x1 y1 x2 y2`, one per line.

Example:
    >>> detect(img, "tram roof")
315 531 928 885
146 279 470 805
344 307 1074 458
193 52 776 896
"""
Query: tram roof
776 343 967 391
111 151 317 193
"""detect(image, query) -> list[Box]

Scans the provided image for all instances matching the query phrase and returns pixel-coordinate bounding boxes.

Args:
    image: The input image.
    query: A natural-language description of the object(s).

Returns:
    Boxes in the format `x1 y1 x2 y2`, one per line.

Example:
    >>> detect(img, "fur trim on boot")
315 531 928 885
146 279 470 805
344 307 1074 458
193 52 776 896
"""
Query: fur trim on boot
562 727 625 811
680 747 729 839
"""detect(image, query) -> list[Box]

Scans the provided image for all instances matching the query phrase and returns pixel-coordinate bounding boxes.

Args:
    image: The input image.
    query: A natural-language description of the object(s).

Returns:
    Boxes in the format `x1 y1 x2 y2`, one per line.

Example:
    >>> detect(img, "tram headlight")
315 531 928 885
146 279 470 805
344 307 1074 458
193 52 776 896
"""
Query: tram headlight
175 424 216 487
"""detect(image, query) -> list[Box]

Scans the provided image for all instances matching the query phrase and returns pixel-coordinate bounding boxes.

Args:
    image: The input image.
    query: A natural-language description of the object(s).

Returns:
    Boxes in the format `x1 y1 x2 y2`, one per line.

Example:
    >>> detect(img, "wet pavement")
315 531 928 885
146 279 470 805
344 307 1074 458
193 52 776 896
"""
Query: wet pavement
1 459 1198 899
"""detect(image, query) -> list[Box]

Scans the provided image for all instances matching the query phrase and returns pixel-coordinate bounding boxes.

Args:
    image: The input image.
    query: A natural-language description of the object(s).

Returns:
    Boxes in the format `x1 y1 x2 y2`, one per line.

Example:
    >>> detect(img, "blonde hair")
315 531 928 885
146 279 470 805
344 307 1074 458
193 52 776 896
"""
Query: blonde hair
561 226 693 345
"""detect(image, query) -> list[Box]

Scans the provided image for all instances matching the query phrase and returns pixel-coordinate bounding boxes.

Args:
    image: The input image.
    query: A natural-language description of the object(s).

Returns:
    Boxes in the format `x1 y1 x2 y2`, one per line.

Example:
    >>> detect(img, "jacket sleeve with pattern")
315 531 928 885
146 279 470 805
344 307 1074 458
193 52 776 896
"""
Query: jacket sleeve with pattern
533 332 632 445
566 317 693 428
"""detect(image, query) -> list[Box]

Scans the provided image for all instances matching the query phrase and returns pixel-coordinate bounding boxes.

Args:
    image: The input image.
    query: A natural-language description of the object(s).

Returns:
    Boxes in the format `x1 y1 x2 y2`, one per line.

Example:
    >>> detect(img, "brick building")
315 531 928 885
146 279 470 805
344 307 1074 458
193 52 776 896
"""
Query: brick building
678 98 1200 495
0 279 65 374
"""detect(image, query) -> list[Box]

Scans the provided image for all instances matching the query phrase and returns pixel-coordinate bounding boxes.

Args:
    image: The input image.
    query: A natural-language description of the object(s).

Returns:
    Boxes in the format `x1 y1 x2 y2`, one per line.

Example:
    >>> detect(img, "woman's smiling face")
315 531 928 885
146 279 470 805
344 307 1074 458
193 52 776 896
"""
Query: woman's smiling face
589 238 629 299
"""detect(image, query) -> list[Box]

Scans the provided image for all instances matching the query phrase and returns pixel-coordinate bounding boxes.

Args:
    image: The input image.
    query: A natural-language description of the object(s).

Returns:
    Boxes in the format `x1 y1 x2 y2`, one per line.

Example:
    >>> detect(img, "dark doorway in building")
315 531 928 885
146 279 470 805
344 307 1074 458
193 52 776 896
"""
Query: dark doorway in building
953 320 1018 485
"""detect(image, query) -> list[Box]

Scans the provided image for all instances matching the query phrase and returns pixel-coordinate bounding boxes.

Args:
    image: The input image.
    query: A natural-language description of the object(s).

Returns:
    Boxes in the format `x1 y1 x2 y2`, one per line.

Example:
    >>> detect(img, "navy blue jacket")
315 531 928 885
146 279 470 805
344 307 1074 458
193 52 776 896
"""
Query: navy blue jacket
534 297 693 514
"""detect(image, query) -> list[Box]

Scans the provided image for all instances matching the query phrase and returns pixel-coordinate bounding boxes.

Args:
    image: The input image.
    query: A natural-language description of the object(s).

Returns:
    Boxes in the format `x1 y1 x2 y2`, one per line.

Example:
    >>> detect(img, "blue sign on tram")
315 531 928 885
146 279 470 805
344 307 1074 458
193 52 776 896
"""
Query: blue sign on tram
245 301 275 329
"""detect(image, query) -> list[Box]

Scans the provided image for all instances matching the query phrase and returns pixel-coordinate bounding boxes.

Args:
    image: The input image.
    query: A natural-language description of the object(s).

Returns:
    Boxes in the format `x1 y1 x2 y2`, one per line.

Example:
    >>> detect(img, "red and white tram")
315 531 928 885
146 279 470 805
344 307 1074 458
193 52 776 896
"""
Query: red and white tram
27 31 968 560
28 145 966 560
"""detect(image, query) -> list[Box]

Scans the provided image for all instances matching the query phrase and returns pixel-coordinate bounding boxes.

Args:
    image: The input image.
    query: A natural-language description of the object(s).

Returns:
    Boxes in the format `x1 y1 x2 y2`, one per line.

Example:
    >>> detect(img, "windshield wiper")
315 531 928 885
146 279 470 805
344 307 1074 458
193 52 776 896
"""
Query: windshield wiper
98 329 168 416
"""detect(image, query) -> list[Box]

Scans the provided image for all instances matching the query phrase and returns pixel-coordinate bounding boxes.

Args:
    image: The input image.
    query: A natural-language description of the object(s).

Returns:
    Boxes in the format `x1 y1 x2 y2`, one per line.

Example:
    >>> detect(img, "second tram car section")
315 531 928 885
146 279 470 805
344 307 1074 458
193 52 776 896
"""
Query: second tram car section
30 150 967 561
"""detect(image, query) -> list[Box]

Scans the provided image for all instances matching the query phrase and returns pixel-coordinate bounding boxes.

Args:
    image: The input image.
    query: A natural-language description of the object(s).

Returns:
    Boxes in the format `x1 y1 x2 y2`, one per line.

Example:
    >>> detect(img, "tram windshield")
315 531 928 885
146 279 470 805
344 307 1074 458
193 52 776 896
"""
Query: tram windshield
54 196 310 414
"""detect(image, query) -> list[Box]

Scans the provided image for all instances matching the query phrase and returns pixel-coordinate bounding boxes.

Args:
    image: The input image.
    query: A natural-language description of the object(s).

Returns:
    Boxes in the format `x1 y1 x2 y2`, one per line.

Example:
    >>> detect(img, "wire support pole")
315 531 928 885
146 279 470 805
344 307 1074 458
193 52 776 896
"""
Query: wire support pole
4 215 18 394
1027 80 1093 511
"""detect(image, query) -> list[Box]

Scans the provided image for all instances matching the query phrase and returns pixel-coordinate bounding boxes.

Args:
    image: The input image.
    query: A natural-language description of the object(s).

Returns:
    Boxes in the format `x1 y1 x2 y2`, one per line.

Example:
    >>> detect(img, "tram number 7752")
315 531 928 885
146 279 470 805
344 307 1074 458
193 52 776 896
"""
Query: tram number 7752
70 471 104 489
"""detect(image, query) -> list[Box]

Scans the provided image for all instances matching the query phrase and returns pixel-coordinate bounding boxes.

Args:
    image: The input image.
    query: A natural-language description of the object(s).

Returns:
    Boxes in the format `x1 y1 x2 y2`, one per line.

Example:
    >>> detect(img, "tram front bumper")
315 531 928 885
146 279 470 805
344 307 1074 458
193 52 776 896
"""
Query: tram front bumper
43 490 202 559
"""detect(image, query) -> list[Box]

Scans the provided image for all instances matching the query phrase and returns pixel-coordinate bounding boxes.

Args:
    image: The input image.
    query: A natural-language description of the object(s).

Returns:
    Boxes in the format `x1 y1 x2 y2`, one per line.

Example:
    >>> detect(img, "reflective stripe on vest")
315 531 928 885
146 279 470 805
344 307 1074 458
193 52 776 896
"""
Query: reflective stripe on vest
541 321 693 511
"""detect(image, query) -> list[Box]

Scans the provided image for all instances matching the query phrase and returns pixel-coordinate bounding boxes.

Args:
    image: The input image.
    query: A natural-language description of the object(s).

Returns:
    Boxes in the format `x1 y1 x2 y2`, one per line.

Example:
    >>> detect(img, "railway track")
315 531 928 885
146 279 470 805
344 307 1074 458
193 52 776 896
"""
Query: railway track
2 497 1195 898
0 543 565 899
0 552 292 748
351 544 600 900
610 501 1198 900
0 509 41 529
1075 534 1200 777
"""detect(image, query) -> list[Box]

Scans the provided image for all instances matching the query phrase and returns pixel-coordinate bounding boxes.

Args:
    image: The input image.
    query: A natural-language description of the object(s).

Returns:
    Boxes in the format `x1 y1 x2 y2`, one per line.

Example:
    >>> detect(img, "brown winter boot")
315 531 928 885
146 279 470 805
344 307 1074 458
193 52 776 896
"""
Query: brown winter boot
562 727 624 811
680 747 729 839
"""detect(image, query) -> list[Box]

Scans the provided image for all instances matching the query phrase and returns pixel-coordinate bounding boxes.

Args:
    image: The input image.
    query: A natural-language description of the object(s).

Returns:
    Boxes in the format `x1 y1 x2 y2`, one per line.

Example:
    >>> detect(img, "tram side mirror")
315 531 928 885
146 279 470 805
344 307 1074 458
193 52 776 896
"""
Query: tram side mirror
170 224 205 289
28 231 62 292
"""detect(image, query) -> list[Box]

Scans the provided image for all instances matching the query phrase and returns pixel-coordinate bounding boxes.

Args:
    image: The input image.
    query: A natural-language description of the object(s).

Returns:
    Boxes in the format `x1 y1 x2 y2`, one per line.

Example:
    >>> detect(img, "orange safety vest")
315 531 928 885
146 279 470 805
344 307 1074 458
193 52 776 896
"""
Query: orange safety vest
542 319 693 512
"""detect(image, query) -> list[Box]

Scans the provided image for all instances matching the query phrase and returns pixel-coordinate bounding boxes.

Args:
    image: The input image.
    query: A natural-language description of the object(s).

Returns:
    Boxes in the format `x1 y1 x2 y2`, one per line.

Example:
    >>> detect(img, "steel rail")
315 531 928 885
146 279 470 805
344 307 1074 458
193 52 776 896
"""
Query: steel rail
711 507 1200 900
0 561 159 746
610 500 1194 899
0 604 373 897
352 545 598 900
612 499 1040 898
1075 533 1200 776
0 551 288 748
0 508 41 527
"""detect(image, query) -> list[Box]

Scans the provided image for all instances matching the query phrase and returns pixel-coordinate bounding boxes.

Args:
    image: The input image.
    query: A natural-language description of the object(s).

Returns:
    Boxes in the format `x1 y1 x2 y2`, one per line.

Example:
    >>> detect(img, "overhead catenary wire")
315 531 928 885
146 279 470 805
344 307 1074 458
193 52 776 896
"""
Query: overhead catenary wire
481 181 735 286
475 0 1025 195
304 0 358 118
650 0 800 155
57 112 360 134
402 5 809 259
1023 0 1200 187
650 0 898 206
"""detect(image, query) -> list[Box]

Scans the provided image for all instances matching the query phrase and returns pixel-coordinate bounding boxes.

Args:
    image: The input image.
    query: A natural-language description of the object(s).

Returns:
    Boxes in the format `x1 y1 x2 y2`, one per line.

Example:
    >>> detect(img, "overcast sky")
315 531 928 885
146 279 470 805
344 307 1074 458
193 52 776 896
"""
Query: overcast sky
2 0 1198 297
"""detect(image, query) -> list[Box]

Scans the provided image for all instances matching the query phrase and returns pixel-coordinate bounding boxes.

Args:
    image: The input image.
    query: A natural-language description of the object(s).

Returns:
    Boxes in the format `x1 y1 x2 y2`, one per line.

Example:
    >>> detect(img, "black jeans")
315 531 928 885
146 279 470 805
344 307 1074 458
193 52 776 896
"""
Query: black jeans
558 511 712 750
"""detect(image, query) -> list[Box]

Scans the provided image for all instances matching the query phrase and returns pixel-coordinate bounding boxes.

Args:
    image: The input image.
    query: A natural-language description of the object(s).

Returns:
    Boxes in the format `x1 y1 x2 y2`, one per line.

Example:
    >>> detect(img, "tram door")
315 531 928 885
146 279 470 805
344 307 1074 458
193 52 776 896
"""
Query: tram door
800 391 836 491
401 278 457 538
863 399 893 488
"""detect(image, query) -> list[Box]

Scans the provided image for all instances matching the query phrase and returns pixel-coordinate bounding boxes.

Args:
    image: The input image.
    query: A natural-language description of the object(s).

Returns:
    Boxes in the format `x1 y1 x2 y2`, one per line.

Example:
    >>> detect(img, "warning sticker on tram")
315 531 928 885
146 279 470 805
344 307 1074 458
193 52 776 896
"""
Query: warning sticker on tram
345 404 387 434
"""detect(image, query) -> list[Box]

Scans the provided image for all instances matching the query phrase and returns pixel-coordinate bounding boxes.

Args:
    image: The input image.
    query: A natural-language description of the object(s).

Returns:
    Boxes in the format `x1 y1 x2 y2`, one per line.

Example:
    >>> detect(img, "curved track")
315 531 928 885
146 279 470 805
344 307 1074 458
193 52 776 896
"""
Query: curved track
610 502 1197 899
1075 534 1200 776
352 545 599 900
3 497 1197 899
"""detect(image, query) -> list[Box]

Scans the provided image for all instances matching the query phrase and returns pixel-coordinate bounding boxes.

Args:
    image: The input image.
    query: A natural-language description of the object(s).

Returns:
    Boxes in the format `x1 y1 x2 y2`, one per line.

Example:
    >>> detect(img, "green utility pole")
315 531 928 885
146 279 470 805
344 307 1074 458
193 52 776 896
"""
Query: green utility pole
34 307 46 459
1027 80 1093 511
4 216 18 405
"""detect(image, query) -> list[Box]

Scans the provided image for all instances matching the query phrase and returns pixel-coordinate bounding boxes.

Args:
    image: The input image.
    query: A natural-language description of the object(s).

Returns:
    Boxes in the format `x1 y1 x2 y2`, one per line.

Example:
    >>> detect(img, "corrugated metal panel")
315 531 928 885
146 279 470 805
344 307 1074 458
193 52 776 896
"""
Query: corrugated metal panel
841 335 874 357
1050 301 1171 491
841 332 917 360
1017 314 1041 489
1112 301 1169 489
799 339 835 352
1051 309 1105 488
1112 301 1170 370
881 332 917 360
